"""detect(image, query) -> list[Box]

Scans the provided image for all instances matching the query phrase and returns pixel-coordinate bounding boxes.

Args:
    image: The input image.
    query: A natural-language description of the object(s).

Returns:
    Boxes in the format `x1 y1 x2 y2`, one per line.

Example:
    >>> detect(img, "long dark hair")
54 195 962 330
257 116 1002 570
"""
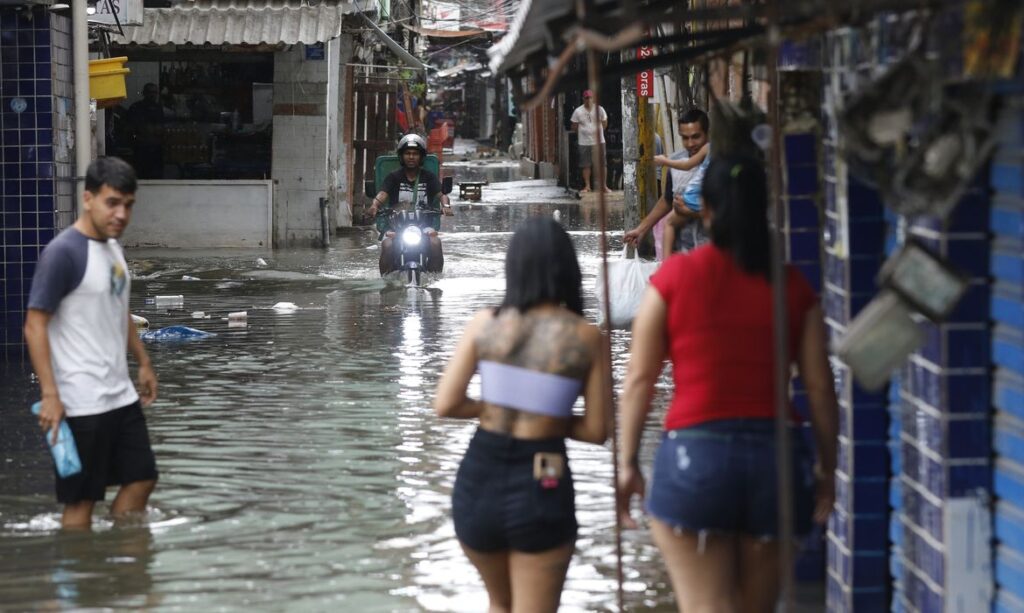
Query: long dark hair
501 216 583 315
701 155 772 279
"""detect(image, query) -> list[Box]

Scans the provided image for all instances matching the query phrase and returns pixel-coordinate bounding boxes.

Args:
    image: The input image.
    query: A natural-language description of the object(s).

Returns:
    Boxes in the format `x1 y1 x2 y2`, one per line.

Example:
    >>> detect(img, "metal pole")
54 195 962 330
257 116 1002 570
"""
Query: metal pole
765 0 795 610
637 93 654 258
589 52 625 612
73 0 91 211
575 2 625 608
621 55 639 256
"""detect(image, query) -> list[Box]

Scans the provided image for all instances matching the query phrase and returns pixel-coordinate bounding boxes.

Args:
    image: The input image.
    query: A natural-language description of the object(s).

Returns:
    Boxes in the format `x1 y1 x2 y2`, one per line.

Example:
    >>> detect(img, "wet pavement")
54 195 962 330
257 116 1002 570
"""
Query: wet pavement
0 188 697 611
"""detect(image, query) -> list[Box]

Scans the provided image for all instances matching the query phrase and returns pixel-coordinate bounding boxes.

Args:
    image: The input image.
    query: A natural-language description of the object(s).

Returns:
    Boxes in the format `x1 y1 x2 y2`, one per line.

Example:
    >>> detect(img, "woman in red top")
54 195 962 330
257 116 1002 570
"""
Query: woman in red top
617 155 838 612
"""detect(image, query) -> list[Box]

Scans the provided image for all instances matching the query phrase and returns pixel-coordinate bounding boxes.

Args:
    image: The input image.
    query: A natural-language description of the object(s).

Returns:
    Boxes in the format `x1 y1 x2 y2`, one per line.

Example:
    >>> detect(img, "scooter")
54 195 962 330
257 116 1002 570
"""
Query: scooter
384 208 441 286
364 153 453 285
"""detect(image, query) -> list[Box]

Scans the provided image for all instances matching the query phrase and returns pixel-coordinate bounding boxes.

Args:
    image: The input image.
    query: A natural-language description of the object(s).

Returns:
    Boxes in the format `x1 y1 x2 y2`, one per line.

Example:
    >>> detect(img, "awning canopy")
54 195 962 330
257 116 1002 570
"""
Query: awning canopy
109 3 363 46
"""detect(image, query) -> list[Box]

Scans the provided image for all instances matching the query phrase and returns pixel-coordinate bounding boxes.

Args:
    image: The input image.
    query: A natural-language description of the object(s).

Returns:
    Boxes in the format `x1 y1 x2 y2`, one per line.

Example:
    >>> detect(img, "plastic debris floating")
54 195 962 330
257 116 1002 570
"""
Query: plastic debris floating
154 295 184 309
271 302 299 313
131 314 150 329
141 326 216 342
228 311 248 328
256 258 269 268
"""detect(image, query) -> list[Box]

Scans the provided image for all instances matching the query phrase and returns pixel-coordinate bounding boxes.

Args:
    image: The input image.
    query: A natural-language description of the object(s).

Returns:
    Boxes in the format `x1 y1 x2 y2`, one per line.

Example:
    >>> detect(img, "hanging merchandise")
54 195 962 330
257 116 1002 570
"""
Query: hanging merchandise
876 239 970 322
838 54 933 193
834 291 926 392
889 87 996 219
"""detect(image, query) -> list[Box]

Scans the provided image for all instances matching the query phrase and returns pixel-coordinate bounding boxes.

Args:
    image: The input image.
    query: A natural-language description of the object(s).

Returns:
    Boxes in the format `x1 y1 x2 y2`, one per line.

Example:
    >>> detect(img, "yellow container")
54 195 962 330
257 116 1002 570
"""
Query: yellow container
89 56 131 103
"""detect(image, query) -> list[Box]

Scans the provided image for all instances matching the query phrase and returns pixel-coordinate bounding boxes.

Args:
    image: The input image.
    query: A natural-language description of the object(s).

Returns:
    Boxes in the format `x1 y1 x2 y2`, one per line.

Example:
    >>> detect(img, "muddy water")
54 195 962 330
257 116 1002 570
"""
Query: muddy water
0 199 685 611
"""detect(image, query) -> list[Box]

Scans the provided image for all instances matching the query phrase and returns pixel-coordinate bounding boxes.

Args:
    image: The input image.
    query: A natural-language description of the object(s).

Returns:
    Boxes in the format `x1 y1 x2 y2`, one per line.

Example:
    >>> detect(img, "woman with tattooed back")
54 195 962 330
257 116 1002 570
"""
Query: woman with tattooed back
434 216 610 613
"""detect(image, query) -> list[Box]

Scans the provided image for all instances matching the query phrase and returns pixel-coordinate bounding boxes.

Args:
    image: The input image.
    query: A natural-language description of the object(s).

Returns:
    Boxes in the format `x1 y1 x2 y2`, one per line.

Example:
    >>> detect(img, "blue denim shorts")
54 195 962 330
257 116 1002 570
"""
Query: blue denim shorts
646 419 815 539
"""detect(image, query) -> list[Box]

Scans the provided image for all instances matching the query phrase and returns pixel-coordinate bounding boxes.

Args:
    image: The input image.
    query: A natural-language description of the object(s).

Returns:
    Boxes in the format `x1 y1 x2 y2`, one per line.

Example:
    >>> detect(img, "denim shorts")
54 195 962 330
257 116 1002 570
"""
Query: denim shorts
452 428 577 553
646 419 815 539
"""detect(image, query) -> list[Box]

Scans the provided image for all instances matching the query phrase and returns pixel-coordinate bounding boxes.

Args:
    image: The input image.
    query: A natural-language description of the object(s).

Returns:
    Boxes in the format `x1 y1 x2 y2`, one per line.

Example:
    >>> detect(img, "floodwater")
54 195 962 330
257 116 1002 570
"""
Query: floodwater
0 193 686 611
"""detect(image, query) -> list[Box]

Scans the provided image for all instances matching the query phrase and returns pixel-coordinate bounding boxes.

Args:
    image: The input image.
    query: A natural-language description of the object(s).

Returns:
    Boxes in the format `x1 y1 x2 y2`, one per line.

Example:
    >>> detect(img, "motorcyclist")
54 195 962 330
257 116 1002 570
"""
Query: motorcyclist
368 133 453 276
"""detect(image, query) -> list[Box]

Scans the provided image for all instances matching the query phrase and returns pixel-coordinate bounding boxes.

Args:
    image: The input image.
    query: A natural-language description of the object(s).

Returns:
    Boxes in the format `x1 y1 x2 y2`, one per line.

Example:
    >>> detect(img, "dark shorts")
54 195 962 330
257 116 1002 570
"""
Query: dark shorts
646 419 815 539
452 428 577 553
579 144 603 168
57 401 158 504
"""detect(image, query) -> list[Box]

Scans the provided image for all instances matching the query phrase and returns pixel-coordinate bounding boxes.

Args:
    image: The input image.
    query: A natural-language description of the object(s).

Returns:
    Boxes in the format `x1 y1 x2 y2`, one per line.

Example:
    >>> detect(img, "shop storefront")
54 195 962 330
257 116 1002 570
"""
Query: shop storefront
105 2 362 248
106 47 274 181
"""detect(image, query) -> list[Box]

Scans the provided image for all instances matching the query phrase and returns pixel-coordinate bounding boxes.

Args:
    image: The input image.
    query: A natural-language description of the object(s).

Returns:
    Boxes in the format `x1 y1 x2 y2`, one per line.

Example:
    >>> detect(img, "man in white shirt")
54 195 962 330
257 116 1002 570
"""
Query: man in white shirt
570 90 610 193
24 157 159 529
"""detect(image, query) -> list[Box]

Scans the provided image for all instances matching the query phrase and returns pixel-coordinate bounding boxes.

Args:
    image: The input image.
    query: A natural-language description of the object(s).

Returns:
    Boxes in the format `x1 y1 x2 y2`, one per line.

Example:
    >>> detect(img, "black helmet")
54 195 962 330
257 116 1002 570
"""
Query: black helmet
397 133 427 156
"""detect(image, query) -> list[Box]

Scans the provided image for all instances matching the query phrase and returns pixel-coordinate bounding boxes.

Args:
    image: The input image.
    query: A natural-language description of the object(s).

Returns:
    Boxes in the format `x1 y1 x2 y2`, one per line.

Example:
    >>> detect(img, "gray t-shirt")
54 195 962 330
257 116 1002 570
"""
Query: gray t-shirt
28 227 138 416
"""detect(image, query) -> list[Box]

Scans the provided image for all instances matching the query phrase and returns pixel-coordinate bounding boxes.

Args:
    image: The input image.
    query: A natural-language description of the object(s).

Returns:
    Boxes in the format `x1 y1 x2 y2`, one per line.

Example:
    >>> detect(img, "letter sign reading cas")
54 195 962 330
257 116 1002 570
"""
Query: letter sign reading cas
636 45 654 98
88 0 143 26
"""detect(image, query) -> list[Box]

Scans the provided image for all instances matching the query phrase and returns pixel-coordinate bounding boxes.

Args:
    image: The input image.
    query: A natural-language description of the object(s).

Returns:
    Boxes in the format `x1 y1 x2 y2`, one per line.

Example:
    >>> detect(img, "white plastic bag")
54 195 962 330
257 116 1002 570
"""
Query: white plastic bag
595 248 660 329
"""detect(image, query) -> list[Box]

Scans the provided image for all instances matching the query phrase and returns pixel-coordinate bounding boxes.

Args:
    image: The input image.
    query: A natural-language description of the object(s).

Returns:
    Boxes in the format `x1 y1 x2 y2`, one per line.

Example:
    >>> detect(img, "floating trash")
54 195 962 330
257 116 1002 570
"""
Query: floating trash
182 275 200 281
154 295 184 309
256 258 269 268
191 311 206 319
228 311 248 328
271 302 298 313
141 326 216 342
131 314 150 329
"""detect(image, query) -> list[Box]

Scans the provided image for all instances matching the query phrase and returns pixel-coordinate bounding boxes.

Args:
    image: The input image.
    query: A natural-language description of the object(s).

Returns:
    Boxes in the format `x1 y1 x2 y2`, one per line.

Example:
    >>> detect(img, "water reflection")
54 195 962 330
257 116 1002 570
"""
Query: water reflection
0 527 157 610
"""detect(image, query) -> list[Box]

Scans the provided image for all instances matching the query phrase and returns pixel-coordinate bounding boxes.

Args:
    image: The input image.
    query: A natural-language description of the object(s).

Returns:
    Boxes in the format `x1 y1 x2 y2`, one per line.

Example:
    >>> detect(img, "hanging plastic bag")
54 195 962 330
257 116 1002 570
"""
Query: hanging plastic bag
31 402 82 478
595 248 660 329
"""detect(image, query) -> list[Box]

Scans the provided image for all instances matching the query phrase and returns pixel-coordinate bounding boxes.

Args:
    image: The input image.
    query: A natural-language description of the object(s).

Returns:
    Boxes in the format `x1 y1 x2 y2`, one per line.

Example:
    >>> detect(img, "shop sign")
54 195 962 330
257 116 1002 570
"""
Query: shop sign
305 43 325 60
88 0 143 27
636 45 653 97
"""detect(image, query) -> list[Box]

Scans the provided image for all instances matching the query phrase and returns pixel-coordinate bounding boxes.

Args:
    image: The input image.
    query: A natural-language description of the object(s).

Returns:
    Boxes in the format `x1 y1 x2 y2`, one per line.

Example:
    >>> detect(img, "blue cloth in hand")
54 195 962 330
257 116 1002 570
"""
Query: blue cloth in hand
31 401 82 478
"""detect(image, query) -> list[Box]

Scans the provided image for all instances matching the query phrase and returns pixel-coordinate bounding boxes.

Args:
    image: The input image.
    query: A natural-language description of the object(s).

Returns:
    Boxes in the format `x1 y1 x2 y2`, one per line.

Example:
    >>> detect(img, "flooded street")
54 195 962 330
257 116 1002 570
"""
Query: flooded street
0 189 682 611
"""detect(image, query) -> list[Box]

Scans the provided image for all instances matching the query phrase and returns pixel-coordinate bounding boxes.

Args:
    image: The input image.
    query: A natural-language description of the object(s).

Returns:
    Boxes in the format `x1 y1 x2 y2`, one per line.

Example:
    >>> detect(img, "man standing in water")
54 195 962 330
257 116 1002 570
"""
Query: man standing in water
24 157 159 529
570 89 611 194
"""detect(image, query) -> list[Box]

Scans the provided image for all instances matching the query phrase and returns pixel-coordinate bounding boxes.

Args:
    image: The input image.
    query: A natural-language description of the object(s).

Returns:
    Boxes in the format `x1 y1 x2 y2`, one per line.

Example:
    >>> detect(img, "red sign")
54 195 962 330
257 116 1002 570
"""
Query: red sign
637 45 654 97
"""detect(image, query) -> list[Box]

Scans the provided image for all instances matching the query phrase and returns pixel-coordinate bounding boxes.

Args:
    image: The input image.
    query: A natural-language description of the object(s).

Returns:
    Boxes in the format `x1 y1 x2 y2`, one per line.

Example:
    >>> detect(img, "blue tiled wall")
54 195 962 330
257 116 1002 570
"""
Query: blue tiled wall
821 26 892 613
0 6 69 360
784 123 827 584
993 94 1024 611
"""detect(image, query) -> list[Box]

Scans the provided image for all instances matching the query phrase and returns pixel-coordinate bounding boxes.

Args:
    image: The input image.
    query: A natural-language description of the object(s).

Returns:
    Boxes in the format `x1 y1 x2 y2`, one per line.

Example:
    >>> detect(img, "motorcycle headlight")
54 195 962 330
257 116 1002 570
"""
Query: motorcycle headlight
401 225 423 246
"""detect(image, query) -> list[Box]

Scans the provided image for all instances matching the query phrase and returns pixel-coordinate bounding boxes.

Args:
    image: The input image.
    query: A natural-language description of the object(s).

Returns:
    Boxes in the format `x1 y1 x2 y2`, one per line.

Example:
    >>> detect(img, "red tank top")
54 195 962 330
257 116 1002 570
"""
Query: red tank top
649 245 818 431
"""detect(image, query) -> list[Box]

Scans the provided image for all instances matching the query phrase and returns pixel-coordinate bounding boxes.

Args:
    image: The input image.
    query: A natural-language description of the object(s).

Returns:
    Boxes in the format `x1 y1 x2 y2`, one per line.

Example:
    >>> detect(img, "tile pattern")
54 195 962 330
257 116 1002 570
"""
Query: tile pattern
0 7 70 360
820 25 892 613
992 94 1024 613
779 66 828 584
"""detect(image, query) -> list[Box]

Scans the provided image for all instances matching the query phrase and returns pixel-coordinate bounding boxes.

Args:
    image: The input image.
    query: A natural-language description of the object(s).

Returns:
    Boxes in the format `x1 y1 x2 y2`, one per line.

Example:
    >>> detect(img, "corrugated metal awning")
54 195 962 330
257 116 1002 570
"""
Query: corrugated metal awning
110 3 364 46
